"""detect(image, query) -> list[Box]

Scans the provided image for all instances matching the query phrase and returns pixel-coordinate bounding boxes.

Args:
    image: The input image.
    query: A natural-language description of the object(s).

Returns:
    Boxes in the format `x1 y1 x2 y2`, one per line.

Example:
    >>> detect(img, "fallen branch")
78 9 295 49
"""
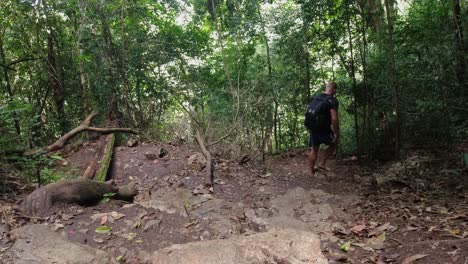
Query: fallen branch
389 237 405 246
46 111 137 152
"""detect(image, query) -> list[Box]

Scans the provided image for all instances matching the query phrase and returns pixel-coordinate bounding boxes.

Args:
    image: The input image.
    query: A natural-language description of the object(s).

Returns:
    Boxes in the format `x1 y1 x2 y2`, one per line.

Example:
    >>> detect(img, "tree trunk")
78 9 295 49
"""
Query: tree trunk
384 0 401 159
195 129 214 188
257 5 275 156
47 33 67 135
305 49 311 100
135 70 146 128
0 36 21 135
74 0 90 117
453 0 467 91
346 0 361 156
97 0 122 123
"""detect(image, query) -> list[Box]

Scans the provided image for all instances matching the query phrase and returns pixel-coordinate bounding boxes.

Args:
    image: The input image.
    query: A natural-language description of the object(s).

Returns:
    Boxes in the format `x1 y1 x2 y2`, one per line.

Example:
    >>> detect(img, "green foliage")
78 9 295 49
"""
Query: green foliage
102 192 116 203
0 0 466 162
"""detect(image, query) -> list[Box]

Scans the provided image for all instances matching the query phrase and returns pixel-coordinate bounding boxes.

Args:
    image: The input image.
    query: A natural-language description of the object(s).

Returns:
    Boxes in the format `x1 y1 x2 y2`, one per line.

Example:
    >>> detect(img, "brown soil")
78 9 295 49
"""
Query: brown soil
3 141 468 263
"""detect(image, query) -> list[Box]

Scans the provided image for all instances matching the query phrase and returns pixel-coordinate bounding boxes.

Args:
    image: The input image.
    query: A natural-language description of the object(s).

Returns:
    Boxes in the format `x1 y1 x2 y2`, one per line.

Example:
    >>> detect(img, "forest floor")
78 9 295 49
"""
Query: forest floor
1 140 468 263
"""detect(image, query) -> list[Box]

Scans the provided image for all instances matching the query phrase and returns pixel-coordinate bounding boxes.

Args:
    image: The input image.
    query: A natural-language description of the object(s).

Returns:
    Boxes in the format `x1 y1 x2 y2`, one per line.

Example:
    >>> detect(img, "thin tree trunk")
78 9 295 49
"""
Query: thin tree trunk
346 0 360 156
257 5 275 155
274 98 279 152
75 0 90 117
195 129 214 187
47 33 66 135
305 49 311 99
453 0 467 91
135 70 145 128
0 36 21 135
384 0 401 159
357 3 372 157
97 0 121 123
42 0 67 134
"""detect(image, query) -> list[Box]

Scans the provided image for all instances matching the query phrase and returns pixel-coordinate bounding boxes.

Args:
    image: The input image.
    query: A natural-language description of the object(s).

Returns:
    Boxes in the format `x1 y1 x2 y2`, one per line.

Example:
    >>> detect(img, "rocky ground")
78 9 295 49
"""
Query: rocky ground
1 141 467 263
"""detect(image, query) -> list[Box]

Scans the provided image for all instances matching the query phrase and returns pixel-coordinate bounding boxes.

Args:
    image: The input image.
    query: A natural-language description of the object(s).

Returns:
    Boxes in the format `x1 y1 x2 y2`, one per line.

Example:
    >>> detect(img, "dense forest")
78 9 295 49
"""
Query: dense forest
1 0 468 263
1 0 466 160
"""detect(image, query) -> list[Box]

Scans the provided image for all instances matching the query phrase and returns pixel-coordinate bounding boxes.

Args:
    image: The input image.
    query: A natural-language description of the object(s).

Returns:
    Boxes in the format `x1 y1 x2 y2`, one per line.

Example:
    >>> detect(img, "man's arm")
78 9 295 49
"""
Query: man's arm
330 108 339 141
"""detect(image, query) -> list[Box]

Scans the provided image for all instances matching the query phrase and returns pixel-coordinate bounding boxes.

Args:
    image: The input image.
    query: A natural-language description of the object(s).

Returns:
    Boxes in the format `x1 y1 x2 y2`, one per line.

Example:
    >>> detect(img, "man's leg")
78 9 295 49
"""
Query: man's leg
308 146 320 175
318 140 337 168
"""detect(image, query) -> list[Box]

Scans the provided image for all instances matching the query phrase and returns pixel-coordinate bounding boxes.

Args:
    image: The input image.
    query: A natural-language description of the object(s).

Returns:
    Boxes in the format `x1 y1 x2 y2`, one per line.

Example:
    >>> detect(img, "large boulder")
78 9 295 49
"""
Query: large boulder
2 224 116 264
150 228 327 264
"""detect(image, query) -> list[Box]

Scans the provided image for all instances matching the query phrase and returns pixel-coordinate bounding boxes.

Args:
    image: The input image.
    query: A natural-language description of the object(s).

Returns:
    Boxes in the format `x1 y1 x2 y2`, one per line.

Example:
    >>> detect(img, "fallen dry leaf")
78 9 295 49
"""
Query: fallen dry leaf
369 222 390 236
90 212 107 222
100 215 108 225
406 225 419 231
366 233 386 250
110 211 126 220
351 224 366 234
352 243 374 252
402 254 428 264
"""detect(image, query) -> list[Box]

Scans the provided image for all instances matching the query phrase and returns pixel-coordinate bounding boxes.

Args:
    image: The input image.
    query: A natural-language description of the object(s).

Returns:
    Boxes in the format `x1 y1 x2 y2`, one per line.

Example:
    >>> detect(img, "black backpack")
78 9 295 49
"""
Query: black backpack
304 95 330 131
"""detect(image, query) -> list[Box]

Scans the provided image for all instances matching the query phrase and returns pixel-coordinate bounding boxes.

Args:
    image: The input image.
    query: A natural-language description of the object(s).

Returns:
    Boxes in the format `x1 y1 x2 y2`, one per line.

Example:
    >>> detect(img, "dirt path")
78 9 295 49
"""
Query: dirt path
51 143 356 262
3 142 468 263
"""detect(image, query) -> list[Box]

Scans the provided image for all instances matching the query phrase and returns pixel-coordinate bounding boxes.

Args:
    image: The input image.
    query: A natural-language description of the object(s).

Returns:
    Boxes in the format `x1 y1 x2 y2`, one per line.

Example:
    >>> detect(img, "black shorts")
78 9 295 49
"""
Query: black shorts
309 130 334 147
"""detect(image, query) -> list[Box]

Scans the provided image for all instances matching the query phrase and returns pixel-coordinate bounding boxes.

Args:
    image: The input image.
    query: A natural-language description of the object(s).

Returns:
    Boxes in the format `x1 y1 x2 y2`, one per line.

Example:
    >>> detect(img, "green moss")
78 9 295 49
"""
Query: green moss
94 134 115 182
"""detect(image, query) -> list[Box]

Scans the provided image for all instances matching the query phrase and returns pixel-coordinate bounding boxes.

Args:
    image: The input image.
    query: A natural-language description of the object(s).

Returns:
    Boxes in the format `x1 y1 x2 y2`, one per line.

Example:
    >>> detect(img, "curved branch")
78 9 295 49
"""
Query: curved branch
86 127 138 134
46 111 137 152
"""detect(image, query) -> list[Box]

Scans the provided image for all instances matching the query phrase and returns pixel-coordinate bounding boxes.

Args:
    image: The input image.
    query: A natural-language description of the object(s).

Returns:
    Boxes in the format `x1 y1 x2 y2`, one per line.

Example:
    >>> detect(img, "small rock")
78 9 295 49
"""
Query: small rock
244 209 256 219
51 223 65 232
145 152 158 160
353 174 361 183
127 138 139 147
124 220 134 227
93 237 105 243
62 214 74 221
78 228 89 234
193 184 210 195
144 220 161 232
200 230 211 240
332 222 349 235
159 148 169 158
0 224 10 235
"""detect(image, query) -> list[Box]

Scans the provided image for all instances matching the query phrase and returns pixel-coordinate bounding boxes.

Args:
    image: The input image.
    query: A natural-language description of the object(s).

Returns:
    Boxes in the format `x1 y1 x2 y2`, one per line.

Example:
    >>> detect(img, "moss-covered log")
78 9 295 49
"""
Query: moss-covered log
20 179 117 216
94 133 115 182
20 179 137 216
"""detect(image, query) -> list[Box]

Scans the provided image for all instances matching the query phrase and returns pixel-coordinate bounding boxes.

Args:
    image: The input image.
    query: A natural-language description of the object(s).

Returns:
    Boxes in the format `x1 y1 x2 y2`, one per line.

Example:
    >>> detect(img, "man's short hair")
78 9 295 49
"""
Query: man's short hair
326 81 337 90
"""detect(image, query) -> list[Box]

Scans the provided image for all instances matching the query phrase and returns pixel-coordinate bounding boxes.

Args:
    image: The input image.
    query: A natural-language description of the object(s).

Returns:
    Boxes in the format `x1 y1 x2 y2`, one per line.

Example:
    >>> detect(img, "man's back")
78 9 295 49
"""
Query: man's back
307 93 339 132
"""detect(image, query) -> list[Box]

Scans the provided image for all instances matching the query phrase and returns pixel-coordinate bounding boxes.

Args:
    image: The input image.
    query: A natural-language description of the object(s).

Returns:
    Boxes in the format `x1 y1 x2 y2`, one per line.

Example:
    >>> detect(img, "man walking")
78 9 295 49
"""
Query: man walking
305 81 339 175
